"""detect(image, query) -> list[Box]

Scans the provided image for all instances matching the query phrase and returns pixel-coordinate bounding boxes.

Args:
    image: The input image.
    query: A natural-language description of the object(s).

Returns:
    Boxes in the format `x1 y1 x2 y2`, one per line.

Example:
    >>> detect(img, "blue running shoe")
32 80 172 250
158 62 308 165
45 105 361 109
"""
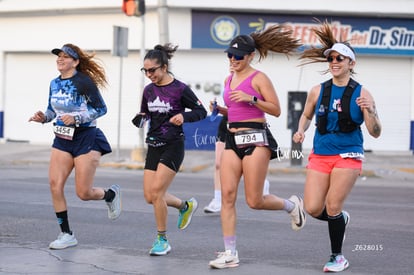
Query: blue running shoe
149 235 171 256
177 198 198 230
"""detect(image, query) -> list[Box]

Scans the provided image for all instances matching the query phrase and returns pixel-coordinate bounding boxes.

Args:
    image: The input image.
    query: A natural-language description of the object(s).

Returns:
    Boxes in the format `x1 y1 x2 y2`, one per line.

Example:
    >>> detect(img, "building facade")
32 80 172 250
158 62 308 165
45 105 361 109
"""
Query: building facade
1 0 413 153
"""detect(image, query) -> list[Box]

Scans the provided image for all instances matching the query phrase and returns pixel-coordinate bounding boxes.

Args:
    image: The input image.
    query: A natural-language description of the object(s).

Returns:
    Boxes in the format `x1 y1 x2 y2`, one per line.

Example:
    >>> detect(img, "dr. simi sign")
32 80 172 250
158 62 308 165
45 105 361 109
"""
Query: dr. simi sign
192 11 414 57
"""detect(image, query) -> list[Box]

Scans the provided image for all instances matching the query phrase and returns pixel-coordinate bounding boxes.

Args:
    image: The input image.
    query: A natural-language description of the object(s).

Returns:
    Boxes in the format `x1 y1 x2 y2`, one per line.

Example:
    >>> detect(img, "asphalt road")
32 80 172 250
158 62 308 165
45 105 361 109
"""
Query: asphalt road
1 163 413 275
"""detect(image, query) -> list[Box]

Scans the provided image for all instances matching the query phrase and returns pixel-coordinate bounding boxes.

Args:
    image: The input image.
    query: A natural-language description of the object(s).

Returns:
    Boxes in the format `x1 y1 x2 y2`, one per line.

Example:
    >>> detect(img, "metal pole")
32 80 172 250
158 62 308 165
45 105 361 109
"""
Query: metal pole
138 14 146 157
131 12 147 162
116 56 123 160
158 0 169 44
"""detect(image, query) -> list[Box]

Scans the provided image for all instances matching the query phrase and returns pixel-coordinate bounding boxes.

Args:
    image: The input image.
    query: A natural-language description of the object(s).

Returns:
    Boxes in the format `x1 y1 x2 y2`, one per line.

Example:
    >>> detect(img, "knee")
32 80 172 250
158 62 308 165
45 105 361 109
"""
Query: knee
76 190 90 201
221 192 236 207
49 180 63 197
304 202 323 218
325 203 342 216
305 205 321 218
143 192 153 204
245 197 263 210
144 188 162 205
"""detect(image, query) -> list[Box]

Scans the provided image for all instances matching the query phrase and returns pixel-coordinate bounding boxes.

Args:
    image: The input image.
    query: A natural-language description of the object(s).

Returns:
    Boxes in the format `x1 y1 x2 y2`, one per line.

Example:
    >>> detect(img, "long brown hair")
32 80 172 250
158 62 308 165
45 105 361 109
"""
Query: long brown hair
299 19 355 65
250 24 301 61
64 43 108 89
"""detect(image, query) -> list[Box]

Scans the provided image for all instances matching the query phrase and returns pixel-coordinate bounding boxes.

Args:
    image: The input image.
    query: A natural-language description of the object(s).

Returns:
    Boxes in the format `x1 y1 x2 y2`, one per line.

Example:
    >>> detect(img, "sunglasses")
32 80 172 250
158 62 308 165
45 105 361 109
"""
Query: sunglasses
327 55 346 63
227 53 245 61
140 66 161 74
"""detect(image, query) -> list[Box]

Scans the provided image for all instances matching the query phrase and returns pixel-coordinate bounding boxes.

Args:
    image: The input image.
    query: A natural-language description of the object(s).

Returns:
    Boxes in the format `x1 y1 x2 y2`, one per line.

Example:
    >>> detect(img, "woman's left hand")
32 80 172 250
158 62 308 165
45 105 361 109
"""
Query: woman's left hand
356 96 375 113
59 114 76 126
229 90 250 103
170 113 184 126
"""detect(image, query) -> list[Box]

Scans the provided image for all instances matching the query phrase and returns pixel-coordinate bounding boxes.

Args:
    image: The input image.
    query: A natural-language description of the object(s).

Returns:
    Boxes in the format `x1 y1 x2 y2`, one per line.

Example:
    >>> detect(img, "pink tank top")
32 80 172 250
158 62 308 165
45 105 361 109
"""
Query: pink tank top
223 70 265 122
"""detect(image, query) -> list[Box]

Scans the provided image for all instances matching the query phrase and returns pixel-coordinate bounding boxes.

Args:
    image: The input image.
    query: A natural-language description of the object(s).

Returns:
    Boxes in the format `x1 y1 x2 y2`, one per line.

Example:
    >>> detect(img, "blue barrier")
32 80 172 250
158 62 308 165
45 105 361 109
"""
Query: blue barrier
410 121 414 152
183 115 221 150
0 111 3 138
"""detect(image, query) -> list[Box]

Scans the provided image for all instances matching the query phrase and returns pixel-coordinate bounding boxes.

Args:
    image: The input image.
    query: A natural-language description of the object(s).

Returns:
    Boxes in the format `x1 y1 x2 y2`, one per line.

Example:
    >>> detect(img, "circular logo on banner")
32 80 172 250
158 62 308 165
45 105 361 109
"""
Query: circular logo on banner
210 16 240 45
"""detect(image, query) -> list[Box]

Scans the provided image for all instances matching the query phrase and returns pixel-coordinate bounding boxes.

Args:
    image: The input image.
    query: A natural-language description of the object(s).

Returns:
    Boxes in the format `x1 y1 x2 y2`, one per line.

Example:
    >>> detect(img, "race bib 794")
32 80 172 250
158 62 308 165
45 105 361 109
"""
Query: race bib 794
234 129 268 148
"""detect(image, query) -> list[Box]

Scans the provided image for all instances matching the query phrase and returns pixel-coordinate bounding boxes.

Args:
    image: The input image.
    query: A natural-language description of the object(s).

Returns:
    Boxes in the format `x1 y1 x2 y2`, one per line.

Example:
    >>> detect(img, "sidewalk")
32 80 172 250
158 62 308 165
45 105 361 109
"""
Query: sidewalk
1 140 414 181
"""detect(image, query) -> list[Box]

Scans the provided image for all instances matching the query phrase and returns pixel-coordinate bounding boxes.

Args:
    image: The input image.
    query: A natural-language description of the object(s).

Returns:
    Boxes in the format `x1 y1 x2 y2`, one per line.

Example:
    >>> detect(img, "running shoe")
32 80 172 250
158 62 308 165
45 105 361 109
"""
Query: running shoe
106 184 122 220
263 179 270 195
177 197 198 229
209 250 239 269
288 195 306 231
323 254 349 272
149 235 171 256
343 210 350 227
342 210 350 242
49 232 78 250
204 198 221 213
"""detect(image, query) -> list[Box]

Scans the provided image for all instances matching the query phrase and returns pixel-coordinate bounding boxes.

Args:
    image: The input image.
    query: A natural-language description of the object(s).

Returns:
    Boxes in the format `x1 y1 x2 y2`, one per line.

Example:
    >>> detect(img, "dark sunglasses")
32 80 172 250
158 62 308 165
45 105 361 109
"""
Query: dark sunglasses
327 55 346 63
140 66 161 74
227 53 245 61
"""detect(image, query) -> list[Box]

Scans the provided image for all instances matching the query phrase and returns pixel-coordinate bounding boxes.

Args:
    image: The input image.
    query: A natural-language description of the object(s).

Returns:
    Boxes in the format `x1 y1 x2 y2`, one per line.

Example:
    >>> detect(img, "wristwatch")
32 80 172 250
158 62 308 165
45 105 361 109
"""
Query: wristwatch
74 115 81 127
251 96 258 105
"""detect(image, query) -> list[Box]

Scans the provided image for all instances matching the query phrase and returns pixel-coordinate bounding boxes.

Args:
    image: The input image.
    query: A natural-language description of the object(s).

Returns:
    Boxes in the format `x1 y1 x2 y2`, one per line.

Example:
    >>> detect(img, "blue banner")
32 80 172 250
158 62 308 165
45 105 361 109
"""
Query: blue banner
192 11 414 56
0 111 3 138
183 115 221 150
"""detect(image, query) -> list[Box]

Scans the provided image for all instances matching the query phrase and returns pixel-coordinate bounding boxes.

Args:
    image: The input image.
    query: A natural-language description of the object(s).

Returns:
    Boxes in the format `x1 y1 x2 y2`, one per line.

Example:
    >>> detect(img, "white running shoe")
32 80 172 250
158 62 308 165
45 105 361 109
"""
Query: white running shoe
106 184 122 220
49 232 78 250
204 198 221 213
263 179 270 195
209 250 239 269
342 210 350 242
288 195 306 231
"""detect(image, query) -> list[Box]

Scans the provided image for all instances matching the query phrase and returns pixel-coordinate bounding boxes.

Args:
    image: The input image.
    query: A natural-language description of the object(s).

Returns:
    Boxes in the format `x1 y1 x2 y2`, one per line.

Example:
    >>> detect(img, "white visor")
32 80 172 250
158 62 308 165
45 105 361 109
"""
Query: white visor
323 43 355 61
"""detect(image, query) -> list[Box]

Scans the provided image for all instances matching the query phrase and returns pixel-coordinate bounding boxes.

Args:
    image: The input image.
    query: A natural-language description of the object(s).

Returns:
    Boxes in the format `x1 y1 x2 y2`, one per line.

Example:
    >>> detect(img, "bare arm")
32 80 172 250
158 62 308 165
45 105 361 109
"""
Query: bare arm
253 72 281 117
357 88 381 138
229 71 281 117
292 85 320 143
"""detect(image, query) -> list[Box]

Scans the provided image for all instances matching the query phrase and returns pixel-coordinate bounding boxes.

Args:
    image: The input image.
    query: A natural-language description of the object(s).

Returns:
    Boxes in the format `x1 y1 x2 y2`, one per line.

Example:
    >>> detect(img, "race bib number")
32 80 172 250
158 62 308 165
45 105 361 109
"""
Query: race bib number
234 129 268 148
53 125 75 140
340 152 365 160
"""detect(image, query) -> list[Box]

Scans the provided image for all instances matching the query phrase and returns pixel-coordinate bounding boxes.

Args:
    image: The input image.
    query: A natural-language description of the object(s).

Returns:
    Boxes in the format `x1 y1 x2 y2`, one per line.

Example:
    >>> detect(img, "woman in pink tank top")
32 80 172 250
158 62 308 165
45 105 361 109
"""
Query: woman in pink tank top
209 25 306 269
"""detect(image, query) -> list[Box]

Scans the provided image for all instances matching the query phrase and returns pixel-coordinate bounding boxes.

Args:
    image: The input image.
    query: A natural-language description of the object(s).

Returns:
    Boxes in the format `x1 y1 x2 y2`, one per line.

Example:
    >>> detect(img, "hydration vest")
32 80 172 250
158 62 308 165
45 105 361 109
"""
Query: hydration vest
317 78 360 135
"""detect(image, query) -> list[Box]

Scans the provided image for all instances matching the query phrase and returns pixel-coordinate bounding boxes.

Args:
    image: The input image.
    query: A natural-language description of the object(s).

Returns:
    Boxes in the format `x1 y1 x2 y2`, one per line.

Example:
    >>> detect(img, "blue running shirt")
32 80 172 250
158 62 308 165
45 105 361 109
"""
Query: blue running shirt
44 71 107 127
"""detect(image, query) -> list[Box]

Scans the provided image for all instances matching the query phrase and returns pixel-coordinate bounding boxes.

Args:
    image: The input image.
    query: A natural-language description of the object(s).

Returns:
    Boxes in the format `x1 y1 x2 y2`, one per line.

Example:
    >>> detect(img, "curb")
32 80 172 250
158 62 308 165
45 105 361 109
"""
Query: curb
100 161 380 178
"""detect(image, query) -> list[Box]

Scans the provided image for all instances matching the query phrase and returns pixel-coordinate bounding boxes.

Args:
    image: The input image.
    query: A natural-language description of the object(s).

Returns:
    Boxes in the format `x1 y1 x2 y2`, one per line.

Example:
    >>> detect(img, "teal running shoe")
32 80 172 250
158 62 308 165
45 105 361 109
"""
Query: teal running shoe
323 254 349 272
177 197 198 230
149 235 171 256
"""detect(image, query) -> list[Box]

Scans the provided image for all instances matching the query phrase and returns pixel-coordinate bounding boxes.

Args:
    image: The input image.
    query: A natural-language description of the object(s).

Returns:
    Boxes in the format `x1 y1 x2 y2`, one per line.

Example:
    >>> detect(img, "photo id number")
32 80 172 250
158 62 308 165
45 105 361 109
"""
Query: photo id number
352 244 383 252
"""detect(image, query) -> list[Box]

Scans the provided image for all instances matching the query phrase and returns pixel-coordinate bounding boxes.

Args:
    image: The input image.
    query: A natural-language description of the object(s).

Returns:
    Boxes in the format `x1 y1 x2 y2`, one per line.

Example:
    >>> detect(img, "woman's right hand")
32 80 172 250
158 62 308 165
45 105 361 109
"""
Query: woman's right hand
28 111 45 123
293 131 305 143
